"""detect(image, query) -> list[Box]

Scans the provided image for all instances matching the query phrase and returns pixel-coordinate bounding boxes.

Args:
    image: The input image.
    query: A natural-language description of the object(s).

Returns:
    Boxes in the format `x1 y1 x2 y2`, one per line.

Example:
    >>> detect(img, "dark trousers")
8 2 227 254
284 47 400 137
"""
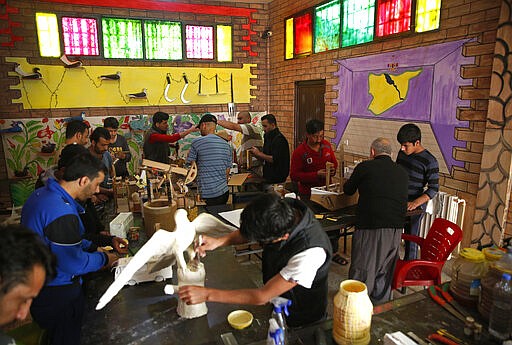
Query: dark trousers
404 207 425 260
349 228 402 305
30 282 84 345
203 191 229 206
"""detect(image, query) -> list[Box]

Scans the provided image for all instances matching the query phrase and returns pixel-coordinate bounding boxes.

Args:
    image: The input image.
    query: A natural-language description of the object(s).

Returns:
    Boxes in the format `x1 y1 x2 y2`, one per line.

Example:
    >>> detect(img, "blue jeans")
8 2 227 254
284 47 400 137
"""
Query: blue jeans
404 206 425 260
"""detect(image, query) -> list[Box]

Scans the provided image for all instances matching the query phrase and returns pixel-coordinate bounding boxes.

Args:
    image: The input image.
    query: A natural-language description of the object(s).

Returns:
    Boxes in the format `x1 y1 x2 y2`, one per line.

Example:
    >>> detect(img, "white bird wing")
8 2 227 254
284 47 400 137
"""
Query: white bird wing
96 229 177 310
192 212 238 237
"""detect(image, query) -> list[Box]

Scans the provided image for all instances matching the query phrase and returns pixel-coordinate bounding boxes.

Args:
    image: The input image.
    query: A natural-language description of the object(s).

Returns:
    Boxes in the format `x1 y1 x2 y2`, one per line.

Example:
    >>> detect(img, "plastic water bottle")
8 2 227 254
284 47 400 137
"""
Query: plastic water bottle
266 318 284 345
488 273 512 341
270 297 291 344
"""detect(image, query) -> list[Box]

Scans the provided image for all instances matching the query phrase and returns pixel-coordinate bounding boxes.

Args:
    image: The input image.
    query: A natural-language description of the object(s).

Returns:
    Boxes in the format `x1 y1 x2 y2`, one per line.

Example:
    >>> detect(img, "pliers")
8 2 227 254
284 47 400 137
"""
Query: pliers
428 285 466 322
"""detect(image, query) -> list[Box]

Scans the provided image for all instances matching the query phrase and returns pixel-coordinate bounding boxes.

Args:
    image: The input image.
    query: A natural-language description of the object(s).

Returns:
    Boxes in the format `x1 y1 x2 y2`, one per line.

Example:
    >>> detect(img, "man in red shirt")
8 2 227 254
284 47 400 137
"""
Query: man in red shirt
143 111 197 164
290 119 338 198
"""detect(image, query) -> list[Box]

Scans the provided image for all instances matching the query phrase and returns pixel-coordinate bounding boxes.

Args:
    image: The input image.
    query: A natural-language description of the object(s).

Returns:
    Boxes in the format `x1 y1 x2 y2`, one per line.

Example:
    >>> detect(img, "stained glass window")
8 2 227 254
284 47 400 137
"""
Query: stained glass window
102 18 143 59
314 0 340 53
342 0 375 47
376 0 412 37
294 12 313 56
285 18 294 60
144 20 182 60
217 25 232 62
36 13 60 57
62 17 99 56
186 25 214 59
415 0 441 32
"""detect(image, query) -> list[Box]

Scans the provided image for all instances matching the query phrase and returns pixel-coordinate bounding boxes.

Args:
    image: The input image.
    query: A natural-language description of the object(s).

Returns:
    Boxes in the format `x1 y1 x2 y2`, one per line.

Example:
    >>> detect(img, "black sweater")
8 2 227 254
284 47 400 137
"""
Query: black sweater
343 155 408 229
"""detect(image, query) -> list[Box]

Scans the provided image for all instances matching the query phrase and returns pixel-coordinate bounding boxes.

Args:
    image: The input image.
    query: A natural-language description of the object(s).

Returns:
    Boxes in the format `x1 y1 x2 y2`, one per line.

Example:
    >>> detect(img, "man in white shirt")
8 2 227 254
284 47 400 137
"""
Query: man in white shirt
217 111 263 173
178 193 332 327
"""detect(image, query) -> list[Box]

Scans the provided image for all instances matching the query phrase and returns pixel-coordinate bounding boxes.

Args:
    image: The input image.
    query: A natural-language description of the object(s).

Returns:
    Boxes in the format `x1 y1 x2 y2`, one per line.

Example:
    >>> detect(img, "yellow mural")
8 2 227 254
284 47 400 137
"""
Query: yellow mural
368 69 422 115
7 57 256 109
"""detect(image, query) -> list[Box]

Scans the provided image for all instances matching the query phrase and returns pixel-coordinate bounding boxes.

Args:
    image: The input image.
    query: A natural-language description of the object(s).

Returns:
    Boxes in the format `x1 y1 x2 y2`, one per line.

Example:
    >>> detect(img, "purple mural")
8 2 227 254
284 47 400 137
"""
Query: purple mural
333 39 475 171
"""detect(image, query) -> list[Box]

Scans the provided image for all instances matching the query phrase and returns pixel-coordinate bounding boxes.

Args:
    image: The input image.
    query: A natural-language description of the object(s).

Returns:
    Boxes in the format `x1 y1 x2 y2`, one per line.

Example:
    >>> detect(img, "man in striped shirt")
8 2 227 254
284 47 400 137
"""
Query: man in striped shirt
396 123 439 260
187 113 232 206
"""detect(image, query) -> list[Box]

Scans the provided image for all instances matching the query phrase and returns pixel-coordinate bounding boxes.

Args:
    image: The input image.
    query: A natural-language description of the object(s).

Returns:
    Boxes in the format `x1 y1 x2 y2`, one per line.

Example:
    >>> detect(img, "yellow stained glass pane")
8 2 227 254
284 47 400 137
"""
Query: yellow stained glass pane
217 25 232 62
36 13 60 57
285 18 294 60
415 0 441 32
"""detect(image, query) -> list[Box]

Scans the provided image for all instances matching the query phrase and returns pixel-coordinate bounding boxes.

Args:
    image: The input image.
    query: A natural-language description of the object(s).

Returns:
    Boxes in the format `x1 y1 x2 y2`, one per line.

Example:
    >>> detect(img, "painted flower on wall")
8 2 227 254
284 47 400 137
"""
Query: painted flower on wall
37 125 55 139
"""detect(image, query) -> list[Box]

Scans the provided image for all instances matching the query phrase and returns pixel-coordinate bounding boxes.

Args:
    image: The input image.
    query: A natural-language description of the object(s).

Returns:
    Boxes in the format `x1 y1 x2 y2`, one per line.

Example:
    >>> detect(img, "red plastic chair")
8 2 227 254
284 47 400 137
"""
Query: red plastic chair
392 218 463 291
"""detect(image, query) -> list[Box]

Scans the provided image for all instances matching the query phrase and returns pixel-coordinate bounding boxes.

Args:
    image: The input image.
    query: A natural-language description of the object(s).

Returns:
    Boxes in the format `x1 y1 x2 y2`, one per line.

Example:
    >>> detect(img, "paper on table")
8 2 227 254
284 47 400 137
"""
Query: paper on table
218 208 243 228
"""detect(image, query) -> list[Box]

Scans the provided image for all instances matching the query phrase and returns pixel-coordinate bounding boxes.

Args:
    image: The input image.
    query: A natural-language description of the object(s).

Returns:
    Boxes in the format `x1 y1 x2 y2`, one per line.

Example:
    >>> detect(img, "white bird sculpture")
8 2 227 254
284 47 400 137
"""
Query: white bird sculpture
100 71 121 80
96 208 237 311
60 54 83 68
128 88 147 99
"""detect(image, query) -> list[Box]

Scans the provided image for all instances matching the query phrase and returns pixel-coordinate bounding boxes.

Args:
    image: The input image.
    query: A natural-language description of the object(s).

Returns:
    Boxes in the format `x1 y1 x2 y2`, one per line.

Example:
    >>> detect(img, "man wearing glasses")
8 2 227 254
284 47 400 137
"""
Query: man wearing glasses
178 193 332 327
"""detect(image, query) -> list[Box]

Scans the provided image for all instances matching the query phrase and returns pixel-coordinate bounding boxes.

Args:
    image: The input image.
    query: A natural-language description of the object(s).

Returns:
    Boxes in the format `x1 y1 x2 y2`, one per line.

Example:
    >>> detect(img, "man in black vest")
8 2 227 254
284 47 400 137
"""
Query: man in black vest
178 193 332 327
249 114 290 184
143 111 197 164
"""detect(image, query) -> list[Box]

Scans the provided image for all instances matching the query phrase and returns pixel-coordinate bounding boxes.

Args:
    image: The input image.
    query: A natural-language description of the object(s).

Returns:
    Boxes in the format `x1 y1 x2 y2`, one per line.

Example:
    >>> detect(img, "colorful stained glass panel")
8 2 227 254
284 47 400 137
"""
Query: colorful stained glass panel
217 25 232 62
314 0 341 53
144 20 182 60
342 0 375 47
36 13 61 57
62 17 99 56
376 0 412 37
186 25 214 59
294 12 313 56
285 18 294 60
102 18 143 59
415 0 441 32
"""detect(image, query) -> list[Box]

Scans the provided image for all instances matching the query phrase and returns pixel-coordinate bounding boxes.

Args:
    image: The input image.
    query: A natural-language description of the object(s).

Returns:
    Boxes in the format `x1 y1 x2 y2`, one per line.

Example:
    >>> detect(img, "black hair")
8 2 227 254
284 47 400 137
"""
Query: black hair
103 117 119 129
261 114 277 125
90 127 111 143
153 111 169 125
62 152 106 182
239 194 295 243
397 123 421 144
65 120 89 139
58 144 89 169
305 119 324 134
0 224 55 296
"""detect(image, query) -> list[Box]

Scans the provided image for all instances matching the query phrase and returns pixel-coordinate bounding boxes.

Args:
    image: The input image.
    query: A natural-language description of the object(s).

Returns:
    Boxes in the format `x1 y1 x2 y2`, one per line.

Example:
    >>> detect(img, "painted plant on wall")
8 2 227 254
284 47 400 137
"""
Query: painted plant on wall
333 39 475 174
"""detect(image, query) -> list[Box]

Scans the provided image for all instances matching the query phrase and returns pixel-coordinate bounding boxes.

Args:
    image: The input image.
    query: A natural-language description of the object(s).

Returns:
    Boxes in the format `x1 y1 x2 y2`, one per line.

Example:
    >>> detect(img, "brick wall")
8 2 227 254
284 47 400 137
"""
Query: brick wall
266 0 501 242
0 0 270 209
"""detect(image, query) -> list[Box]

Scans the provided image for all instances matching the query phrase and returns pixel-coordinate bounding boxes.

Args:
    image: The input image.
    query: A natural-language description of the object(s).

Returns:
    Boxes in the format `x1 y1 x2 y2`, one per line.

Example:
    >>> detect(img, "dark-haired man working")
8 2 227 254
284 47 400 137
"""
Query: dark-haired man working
248 114 290 184
178 193 332 327
143 111 197 164
0 225 55 345
21 152 117 345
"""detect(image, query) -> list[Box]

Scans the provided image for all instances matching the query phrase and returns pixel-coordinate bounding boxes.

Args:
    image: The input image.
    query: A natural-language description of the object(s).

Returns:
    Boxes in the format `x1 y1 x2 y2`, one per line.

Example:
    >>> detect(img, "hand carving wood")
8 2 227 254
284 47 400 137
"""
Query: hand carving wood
96 209 237 314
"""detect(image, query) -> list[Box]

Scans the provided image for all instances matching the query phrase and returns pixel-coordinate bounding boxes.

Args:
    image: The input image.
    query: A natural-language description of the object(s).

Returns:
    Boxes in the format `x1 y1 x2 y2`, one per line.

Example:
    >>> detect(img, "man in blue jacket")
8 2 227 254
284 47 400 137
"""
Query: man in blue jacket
21 151 117 345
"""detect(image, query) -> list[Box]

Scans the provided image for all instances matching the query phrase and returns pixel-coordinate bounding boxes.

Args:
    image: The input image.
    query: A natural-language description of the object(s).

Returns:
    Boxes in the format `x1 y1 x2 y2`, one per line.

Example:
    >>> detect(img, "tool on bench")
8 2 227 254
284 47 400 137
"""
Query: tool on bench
427 333 461 345
428 285 466 322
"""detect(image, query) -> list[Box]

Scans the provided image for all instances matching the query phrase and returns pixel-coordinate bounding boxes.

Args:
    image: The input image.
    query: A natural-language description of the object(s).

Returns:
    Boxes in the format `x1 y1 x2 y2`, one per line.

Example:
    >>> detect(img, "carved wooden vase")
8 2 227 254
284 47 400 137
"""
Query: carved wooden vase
177 263 208 319
332 280 373 345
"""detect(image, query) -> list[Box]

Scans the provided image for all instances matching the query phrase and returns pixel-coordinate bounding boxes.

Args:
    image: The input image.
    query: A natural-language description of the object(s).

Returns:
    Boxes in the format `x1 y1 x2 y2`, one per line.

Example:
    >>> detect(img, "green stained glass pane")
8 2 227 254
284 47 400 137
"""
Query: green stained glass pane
342 0 375 47
102 18 143 59
314 0 341 53
144 20 182 60
415 0 441 32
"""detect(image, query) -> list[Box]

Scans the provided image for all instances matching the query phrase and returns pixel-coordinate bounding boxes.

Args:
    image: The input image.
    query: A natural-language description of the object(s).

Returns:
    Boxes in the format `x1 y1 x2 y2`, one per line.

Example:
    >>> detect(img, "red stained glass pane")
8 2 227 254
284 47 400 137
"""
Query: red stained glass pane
294 12 312 56
185 25 214 60
62 17 99 56
376 0 411 37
